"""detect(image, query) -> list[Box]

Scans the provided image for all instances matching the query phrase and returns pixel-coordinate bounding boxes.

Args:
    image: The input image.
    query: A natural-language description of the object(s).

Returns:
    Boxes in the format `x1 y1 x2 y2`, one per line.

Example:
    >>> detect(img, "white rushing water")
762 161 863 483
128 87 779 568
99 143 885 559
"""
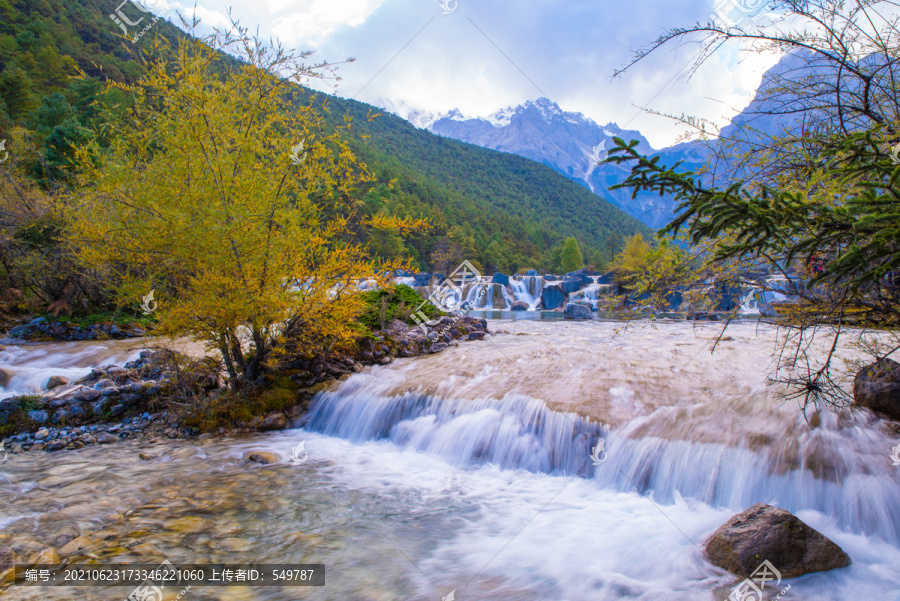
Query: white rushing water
2 320 900 600
0 341 144 399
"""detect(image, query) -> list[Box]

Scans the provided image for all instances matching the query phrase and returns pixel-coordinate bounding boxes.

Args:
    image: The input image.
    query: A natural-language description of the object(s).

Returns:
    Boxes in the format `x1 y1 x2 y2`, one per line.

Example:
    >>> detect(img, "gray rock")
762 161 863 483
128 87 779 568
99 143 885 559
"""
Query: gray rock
69 404 85 417
386 319 409 334
510 301 530 311
491 272 510 286
259 412 288 431
121 393 143 406
9 325 29 337
560 277 583 295
853 358 900 421
46 376 69 390
565 270 593 286
687 311 720 321
109 404 127 417
47 441 66 452
467 332 486 341
564 303 593 320
28 411 49 424
95 432 119 444
29 317 47 326
525 269 538 276
244 451 280 465
429 343 448 353
107 366 126 375
705 503 851 579
52 409 69 424
94 379 116 390
34 427 50 440
540 285 565 310
75 389 101 403
92 399 111 415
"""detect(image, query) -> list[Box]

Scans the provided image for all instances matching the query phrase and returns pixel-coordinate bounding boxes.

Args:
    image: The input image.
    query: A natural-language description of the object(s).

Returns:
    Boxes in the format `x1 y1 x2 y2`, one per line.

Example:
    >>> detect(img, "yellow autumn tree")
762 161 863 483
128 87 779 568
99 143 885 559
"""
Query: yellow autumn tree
66 24 426 386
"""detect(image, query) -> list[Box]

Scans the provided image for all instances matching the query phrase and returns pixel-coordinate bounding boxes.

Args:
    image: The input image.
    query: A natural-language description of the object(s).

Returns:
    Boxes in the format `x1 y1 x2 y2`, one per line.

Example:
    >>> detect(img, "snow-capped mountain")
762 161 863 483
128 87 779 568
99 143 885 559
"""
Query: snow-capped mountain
377 51 838 230
376 97 682 229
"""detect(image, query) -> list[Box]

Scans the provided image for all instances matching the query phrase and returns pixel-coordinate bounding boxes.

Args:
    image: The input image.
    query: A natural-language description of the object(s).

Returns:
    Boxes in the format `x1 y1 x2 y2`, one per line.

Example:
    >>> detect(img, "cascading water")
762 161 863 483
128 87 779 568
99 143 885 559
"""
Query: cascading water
306 378 603 475
462 282 517 310
304 369 900 543
0 341 144 399
510 276 544 310
568 283 614 309
3 320 900 601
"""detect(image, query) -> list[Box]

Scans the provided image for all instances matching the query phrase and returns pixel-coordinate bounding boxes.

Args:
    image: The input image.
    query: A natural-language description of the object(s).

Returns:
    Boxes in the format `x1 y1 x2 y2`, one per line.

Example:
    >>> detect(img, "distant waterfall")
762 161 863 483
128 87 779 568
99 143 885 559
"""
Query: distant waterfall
510 276 544 309
568 283 614 309
462 282 516 310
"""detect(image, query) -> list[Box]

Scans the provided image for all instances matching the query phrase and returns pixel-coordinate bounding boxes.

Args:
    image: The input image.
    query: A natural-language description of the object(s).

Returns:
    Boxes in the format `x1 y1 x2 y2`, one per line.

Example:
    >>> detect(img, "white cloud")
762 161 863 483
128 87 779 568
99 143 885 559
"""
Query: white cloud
269 0 390 45
175 0 789 147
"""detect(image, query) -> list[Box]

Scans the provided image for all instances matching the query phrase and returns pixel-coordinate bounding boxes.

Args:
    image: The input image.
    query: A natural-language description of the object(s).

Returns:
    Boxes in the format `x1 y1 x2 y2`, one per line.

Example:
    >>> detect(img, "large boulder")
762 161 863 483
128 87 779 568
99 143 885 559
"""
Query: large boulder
540 285 565 310
560 277 583 295
525 269 538 276
510 301 529 311
565 270 593 286
563 303 593 320
853 358 900 421
491 272 510 286
705 503 851 579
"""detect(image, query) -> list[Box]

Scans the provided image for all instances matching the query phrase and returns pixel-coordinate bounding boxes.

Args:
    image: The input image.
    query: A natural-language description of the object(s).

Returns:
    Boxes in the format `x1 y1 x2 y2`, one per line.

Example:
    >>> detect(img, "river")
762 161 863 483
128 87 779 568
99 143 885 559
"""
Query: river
1 318 899 600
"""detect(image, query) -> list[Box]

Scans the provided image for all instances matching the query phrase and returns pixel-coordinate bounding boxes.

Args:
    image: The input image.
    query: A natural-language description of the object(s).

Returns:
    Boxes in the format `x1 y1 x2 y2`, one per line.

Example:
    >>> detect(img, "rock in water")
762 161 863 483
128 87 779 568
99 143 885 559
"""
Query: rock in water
853 358 900 421
560 277 583 295
491 272 510 286
244 451 280 465
705 503 851 579
510 301 529 311
564 303 593 320
540 285 565 310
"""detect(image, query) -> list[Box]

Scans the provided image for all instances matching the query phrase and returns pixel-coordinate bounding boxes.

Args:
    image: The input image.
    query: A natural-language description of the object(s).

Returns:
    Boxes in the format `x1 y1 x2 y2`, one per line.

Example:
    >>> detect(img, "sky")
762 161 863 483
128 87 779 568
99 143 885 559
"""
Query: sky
157 0 785 149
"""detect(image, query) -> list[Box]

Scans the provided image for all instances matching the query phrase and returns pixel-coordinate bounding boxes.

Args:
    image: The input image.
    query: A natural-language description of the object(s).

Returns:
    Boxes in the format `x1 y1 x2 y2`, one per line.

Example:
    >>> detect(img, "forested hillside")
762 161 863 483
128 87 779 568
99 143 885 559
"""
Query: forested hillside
0 0 650 274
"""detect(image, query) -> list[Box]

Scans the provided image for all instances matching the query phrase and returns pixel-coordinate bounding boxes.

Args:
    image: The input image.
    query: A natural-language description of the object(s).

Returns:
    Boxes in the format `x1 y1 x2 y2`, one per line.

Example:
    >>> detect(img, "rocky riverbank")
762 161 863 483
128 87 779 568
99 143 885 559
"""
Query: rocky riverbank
5 316 148 342
0 315 493 455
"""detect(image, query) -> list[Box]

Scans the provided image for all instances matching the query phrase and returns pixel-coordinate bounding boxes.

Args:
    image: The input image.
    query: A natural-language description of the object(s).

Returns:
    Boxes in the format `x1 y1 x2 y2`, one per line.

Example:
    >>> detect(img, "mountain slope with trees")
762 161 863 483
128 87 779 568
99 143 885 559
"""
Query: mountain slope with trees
0 0 650 279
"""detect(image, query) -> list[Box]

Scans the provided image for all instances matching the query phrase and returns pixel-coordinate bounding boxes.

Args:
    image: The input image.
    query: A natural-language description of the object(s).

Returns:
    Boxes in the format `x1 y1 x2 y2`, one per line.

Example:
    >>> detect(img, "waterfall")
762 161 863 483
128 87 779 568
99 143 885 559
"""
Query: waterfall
462 282 516 310
304 374 900 544
306 385 604 475
510 276 544 309
568 283 613 309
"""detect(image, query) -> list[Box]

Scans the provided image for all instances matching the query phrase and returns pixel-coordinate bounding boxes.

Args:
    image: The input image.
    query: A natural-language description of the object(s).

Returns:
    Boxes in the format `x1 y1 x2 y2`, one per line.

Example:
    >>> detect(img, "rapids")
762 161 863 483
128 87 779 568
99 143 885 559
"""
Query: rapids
1 319 899 600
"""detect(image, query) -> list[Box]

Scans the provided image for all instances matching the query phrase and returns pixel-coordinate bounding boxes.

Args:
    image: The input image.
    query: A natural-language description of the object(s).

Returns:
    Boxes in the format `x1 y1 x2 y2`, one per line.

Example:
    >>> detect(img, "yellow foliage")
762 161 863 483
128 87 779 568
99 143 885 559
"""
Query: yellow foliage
65 29 424 384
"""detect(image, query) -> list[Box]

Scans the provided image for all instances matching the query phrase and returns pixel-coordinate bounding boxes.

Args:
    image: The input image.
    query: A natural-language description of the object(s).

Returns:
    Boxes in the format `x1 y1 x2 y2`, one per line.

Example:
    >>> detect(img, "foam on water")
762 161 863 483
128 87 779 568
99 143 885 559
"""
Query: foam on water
0 342 143 399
